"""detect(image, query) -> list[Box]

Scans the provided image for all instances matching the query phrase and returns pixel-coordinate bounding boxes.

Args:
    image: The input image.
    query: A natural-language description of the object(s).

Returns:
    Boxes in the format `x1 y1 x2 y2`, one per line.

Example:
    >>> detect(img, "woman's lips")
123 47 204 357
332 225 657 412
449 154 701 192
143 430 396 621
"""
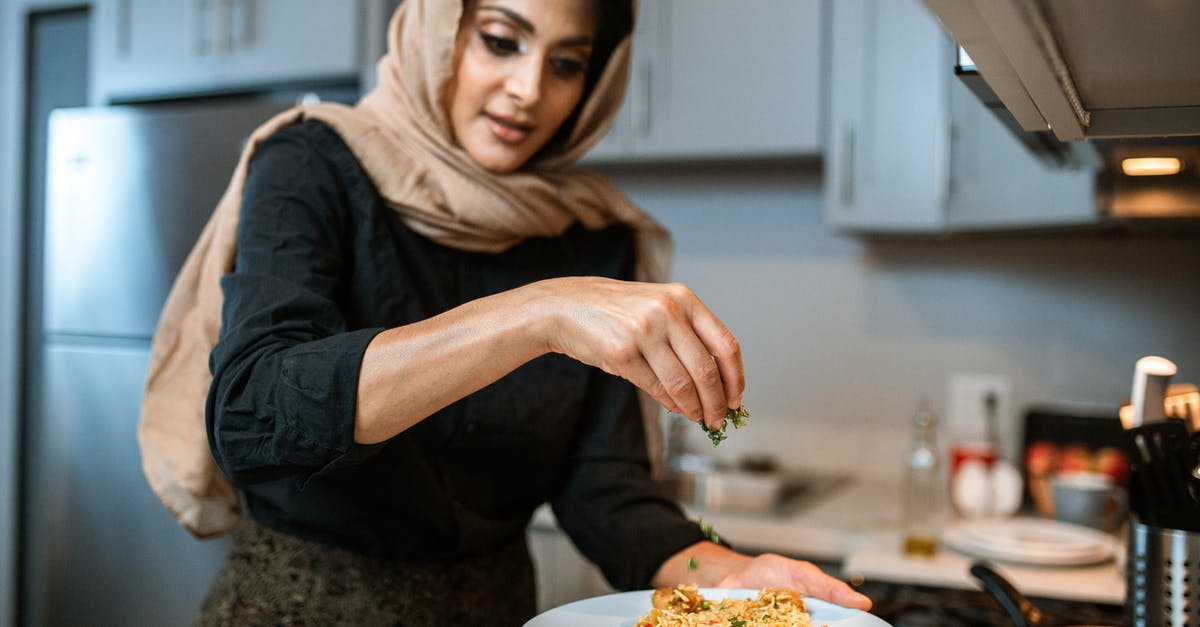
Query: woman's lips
484 113 532 144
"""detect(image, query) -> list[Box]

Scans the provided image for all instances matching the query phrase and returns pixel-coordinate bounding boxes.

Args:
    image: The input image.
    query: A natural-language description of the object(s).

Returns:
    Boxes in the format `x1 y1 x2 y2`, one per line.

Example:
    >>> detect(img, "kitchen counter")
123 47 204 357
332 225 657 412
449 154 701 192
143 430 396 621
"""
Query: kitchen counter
531 475 1126 606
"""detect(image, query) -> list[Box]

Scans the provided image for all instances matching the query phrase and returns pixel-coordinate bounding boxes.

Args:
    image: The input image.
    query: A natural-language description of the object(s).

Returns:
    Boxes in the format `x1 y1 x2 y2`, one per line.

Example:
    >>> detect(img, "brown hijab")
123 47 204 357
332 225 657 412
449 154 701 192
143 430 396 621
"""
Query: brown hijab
139 0 668 538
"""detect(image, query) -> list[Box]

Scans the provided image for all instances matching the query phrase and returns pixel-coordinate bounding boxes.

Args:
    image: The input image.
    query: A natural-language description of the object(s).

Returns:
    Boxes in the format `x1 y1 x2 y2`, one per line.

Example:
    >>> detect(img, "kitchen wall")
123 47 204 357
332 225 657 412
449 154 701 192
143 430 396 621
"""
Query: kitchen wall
602 161 1200 480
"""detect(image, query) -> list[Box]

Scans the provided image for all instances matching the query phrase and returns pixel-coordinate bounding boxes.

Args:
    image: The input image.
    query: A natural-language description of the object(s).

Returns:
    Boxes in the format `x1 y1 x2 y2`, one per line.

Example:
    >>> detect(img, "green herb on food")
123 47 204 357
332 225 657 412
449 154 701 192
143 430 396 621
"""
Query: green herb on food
698 405 750 446
686 556 698 571
730 618 747 627
699 518 720 544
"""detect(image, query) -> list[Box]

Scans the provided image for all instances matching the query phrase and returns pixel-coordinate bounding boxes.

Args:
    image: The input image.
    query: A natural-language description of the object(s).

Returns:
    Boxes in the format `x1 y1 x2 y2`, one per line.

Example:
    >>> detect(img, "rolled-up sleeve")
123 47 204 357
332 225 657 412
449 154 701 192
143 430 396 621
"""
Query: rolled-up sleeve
206 122 386 486
550 372 707 590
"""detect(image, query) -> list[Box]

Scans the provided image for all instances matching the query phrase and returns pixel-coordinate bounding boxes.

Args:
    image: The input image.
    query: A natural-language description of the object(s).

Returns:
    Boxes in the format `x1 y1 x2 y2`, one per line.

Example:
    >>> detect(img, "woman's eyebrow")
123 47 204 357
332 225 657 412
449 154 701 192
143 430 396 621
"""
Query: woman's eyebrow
477 5 594 47
478 5 537 33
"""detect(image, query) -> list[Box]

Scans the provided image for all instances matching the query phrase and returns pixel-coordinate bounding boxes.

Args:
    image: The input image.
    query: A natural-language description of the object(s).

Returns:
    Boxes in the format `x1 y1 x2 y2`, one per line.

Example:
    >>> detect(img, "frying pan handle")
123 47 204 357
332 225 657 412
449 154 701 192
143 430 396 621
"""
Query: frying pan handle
969 562 1049 627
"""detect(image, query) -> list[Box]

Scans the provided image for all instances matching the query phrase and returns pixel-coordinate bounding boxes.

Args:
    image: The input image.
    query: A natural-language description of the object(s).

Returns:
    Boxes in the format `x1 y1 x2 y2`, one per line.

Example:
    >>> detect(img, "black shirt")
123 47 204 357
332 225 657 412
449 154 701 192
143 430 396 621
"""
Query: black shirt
205 120 705 590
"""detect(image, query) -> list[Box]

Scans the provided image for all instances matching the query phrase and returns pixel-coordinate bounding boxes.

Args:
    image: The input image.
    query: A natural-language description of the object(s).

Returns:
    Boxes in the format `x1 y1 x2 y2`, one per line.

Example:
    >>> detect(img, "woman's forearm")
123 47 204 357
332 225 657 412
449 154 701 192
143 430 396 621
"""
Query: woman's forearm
353 283 553 444
354 275 745 444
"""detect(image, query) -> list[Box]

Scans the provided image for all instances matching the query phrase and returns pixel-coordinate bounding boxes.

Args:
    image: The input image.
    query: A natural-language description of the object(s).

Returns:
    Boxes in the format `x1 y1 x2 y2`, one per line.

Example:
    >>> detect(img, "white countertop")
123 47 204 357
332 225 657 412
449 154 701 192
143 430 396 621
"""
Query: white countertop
533 476 1126 605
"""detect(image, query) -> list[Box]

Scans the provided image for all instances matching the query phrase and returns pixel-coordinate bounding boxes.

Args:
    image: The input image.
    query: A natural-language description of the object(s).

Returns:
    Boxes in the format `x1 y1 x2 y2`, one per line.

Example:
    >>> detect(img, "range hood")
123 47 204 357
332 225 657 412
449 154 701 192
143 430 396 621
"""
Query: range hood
922 0 1200 218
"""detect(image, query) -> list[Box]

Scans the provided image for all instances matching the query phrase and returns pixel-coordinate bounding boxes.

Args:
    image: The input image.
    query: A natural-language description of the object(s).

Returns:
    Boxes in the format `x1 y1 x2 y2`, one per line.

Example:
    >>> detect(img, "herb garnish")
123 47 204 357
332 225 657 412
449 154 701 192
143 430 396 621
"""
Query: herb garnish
686 556 698 571
699 518 720 544
730 620 747 627
699 406 750 447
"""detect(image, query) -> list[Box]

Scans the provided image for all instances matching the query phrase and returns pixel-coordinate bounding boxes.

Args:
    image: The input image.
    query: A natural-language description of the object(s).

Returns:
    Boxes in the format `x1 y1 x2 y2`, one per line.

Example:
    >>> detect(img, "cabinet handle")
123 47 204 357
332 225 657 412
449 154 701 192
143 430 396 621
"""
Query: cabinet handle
839 125 855 207
936 120 953 209
116 0 132 56
216 0 236 54
633 61 652 137
232 0 256 49
192 0 212 56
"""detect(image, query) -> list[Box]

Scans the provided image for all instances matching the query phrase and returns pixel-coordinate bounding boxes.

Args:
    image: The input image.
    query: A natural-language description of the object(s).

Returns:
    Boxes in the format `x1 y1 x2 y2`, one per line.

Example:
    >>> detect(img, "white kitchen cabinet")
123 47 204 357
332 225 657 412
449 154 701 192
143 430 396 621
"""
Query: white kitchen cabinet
91 0 364 103
587 0 823 162
824 0 953 232
944 78 1099 229
825 0 1099 233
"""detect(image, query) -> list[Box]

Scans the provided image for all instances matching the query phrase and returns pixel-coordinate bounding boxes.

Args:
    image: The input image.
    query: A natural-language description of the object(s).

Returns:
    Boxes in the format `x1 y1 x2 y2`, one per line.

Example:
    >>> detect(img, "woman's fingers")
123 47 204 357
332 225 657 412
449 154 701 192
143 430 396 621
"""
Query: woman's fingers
789 560 872 611
539 277 743 423
716 554 873 612
616 353 682 415
664 317 730 428
643 335 706 422
688 301 745 409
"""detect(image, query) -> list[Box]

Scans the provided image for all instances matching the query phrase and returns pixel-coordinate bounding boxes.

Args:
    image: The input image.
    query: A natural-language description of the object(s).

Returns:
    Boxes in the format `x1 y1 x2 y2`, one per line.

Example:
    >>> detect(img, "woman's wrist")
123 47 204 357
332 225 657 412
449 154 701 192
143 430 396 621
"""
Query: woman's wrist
520 278 569 356
650 541 750 588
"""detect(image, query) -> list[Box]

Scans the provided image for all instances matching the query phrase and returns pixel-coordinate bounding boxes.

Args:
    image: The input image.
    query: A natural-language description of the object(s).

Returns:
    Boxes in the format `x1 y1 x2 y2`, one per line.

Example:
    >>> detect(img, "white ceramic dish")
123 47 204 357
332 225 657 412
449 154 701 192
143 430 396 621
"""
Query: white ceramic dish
942 516 1118 566
523 588 890 626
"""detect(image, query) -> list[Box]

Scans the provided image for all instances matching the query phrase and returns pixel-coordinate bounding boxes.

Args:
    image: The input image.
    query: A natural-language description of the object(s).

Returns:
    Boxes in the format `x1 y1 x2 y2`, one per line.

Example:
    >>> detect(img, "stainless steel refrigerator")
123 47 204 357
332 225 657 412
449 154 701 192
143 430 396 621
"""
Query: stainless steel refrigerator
27 98 298 626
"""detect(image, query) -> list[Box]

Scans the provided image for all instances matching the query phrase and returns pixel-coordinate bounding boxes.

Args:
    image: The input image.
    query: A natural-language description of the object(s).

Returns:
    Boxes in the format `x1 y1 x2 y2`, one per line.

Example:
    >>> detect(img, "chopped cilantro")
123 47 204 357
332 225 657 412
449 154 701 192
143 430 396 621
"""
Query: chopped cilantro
698 405 749 446
727 405 749 428
730 618 746 627
699 518 720 544
686 556 698 571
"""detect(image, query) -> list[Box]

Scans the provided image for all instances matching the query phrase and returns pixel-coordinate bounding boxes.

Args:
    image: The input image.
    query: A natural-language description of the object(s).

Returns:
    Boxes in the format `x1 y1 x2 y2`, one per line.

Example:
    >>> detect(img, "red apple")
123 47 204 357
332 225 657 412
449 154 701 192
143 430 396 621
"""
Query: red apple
1094 446 1131 485
1056 444 1094 473
1025 441 1058 476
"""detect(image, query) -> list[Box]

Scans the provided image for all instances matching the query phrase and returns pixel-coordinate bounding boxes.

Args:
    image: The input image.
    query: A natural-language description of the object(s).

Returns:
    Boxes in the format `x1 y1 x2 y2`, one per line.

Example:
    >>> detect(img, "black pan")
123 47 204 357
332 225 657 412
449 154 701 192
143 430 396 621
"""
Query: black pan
969 562 1117 627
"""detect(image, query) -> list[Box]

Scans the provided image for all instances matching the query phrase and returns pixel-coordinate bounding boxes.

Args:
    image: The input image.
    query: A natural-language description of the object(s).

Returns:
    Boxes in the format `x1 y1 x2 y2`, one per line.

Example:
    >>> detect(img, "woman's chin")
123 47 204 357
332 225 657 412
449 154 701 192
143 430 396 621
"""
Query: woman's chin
466 147 528 174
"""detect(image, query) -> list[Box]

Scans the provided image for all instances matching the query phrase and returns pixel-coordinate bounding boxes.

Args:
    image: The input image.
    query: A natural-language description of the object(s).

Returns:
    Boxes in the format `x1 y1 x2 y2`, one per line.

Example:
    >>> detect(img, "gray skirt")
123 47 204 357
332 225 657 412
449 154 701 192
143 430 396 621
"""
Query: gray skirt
196 518 537 627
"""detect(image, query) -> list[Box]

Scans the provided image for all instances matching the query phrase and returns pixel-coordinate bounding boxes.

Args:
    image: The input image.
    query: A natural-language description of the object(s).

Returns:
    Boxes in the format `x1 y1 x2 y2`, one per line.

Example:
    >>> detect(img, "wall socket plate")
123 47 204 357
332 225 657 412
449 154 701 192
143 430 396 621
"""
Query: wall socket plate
946 373 1013 444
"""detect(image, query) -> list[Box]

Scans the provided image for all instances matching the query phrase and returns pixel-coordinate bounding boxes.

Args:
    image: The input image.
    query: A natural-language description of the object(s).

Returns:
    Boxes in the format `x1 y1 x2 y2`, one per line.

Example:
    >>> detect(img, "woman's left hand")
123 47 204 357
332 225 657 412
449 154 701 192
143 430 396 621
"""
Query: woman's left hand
653 542 872 611
715 553 872 611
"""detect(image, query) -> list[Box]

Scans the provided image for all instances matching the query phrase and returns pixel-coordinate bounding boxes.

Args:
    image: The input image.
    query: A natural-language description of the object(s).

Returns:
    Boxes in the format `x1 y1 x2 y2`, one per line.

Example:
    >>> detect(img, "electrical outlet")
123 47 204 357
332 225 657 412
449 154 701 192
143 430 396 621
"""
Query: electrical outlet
946 373 1013 444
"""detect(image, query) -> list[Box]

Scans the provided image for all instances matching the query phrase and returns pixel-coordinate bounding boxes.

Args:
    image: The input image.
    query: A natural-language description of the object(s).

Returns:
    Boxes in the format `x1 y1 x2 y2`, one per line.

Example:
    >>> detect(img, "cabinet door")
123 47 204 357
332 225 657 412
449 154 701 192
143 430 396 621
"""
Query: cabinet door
582 0 650 162
634 0 822 159
91 0 217 102
945 78 1100 229
215 0 359 88
586 0 823 163
826 0 1104 233
825 0 953 232
92 0 362 103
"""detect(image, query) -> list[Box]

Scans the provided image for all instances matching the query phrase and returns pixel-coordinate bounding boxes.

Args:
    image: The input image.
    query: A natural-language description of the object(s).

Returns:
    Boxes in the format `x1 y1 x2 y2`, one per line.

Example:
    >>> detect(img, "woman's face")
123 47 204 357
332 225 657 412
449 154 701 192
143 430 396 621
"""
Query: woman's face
447 0 596 173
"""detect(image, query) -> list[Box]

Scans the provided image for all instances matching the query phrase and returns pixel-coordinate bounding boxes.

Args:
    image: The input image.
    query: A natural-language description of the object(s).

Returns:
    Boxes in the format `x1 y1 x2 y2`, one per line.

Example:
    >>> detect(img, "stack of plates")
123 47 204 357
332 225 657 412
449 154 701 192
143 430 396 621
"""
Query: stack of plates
941 517 1118 566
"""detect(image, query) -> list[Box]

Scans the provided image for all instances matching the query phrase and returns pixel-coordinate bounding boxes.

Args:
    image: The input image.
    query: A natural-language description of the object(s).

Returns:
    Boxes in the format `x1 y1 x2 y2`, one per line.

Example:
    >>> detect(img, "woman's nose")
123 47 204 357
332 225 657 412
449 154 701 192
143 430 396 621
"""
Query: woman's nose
505 55 543 106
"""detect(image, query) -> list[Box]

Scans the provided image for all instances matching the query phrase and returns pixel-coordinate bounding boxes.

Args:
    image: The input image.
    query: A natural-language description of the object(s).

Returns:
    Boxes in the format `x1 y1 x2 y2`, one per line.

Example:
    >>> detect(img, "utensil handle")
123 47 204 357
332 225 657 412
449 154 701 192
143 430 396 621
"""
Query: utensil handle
969 562 1048 627
1130 356 1177 427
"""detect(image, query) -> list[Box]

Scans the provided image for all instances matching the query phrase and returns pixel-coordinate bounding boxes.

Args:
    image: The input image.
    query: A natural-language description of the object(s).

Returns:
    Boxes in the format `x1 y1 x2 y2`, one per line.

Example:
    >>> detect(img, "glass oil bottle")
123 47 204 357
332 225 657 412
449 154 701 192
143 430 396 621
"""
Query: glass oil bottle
901 403 942 556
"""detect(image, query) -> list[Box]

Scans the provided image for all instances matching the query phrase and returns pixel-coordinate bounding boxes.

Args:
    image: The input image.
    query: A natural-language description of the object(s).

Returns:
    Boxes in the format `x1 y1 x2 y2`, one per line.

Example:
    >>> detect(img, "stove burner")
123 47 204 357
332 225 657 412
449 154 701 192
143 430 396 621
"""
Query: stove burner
852 580 1124 626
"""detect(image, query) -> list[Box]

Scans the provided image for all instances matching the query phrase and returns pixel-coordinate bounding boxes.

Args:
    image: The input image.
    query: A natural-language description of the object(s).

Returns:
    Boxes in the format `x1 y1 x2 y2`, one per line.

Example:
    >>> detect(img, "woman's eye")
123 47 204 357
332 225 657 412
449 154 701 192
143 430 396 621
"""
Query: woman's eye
551 57 589 80
480 32 519 56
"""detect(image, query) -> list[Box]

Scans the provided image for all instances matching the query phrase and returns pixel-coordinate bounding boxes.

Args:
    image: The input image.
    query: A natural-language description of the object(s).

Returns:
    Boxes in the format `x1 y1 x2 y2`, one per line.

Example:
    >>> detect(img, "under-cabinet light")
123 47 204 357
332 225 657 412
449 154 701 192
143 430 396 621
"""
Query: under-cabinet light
1121 157 1183 176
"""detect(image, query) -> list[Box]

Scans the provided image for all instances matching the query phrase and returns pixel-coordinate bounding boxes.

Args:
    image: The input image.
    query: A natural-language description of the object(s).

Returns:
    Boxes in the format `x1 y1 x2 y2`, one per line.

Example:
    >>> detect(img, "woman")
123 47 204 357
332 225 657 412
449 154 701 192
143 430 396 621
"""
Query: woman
143 0 872 623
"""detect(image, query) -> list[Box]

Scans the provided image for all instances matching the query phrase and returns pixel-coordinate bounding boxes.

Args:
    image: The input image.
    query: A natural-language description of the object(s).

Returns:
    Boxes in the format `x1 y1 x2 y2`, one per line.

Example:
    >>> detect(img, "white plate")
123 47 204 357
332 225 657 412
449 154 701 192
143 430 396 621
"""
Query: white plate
524 588 890 626
942 516 1118 566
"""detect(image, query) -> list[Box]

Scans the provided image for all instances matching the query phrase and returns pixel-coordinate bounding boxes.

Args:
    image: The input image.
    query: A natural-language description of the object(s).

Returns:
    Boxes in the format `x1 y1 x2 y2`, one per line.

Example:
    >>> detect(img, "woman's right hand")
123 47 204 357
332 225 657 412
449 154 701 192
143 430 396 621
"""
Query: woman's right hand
532 277 744 429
